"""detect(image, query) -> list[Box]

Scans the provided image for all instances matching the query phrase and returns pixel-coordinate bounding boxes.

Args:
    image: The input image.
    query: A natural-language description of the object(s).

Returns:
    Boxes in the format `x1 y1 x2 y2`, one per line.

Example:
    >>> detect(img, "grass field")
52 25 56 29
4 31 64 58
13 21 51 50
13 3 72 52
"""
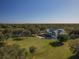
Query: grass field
7 37 73 59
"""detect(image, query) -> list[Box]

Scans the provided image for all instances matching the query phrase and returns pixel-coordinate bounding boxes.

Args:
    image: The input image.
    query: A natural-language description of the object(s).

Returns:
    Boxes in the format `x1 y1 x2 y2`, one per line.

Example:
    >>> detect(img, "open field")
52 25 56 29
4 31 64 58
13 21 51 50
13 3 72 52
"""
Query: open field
7 37 73 59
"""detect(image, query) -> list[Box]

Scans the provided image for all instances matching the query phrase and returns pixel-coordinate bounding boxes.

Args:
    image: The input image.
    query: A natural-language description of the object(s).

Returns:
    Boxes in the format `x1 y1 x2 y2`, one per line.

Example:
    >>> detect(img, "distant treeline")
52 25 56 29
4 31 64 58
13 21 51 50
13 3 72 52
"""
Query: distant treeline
0 24 79 32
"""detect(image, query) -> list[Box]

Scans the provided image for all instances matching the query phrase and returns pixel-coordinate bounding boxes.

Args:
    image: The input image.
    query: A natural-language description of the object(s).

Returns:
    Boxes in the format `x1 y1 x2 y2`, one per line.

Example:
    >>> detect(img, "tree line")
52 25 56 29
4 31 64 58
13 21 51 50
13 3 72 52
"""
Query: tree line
0 24 79 37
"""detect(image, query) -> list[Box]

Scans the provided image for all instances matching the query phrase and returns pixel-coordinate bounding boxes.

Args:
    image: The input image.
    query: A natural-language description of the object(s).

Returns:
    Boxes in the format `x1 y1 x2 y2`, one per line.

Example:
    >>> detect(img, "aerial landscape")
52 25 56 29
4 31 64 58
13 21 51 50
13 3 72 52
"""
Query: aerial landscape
0 24 79 59
0 0 79 59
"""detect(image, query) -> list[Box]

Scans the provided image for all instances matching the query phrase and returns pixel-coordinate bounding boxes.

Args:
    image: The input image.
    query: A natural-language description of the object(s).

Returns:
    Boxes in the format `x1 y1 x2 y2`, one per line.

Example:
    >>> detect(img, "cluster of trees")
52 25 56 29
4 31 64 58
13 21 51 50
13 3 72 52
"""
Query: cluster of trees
0 24 79 39
0 24 79 44
0 29 33 39
49 34 70 47
68 39 79 59
0 44 37 59
58 34 70 42
0 24 79 33
0 44 27 59
0 24 79 46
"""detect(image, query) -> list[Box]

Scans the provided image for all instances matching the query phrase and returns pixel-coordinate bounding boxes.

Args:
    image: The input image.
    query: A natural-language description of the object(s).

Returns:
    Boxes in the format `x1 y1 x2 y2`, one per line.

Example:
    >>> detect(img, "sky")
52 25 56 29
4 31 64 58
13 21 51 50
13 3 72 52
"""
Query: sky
0 0 79 23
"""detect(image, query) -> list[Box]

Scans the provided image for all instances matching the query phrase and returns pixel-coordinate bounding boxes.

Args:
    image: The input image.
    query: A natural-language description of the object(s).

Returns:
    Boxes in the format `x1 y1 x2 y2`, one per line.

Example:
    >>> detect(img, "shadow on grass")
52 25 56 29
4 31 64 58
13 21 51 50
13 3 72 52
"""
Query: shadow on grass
49 41 64 47
68 53 79 59
13 37 23 41
68 56 78 59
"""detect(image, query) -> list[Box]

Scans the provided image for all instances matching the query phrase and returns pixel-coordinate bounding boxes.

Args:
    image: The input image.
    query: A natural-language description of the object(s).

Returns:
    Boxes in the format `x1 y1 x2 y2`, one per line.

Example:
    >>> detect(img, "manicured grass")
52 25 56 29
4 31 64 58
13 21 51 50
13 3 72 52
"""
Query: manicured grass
7 37 73 59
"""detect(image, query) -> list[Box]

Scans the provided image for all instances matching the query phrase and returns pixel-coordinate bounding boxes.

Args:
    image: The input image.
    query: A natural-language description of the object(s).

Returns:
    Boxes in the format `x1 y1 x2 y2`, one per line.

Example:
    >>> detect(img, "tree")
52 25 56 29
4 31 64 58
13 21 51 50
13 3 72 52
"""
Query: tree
58 34 70 42
29 46 37 59
68 39 79 59
29 46 36 54
0 44 27 59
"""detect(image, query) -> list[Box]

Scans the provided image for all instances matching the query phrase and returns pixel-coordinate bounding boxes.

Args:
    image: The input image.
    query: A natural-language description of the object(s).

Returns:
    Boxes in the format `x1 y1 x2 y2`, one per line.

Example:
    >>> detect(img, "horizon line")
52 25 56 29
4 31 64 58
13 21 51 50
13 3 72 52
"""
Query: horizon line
0 22 79 24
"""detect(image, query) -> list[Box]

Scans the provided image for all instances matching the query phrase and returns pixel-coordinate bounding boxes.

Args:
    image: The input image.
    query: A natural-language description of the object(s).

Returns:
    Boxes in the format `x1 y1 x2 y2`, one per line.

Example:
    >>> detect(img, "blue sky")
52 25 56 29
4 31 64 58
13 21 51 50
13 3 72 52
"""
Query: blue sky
0 0 79 23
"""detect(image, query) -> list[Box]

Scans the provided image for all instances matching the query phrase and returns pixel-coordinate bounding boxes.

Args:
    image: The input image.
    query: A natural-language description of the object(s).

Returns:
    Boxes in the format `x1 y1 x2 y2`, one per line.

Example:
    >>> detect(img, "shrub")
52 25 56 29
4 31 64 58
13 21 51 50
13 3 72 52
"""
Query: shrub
13 37 23 41
29 46 37 59
29 46 37 54
70 34 77 39
49 41 64 47
58 34 70 42
0 44 27 59
68 39 79 59
68 39 79 53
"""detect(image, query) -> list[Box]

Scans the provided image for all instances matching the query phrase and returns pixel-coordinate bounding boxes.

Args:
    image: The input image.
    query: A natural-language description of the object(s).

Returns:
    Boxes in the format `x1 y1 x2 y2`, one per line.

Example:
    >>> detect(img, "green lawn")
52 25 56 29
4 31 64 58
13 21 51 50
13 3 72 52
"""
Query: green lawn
7 37 73 59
